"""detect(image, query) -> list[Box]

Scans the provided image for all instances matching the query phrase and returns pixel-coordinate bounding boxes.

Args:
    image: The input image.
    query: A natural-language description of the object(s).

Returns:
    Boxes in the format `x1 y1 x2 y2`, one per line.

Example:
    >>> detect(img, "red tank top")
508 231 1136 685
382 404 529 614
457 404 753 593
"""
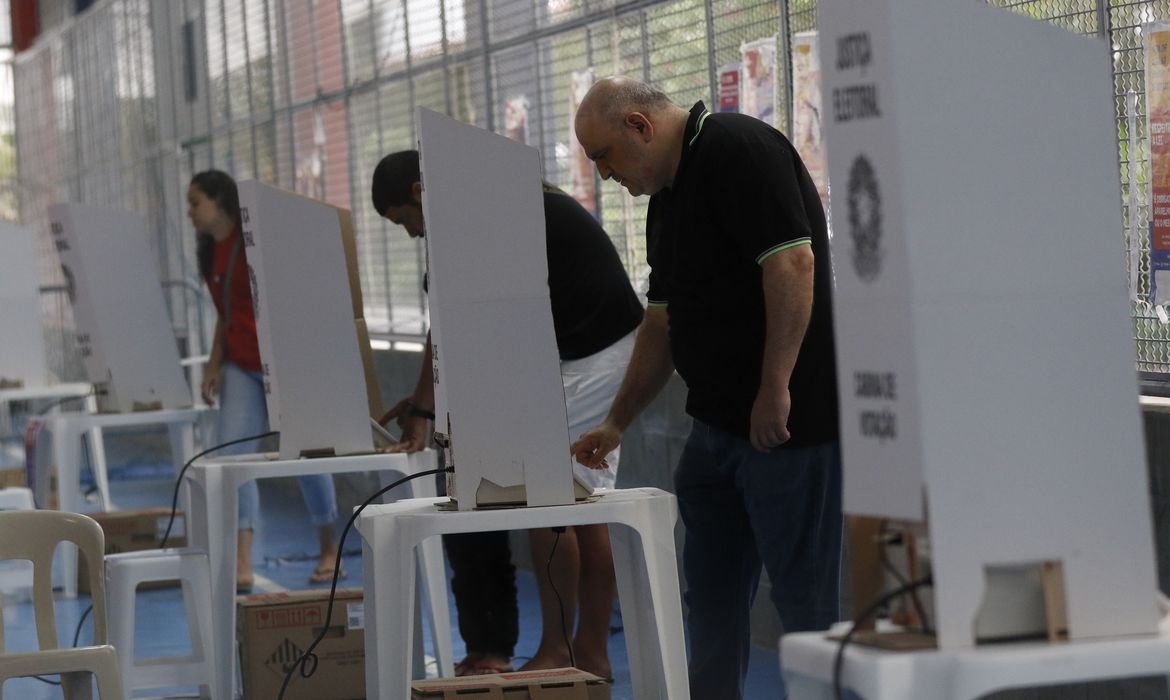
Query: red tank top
203 227 262 372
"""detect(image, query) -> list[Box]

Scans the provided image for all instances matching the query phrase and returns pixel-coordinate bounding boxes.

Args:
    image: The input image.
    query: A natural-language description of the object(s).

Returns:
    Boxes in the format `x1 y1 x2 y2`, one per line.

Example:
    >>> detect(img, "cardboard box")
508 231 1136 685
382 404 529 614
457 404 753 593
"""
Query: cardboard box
237 588 366 700
411 668 611 700
77 507 185 594
0 467 26 489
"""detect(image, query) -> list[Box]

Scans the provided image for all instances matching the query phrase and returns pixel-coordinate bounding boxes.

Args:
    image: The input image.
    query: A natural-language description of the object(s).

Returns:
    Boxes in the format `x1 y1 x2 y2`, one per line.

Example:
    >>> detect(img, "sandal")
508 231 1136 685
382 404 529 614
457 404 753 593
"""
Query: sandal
308 564 347 584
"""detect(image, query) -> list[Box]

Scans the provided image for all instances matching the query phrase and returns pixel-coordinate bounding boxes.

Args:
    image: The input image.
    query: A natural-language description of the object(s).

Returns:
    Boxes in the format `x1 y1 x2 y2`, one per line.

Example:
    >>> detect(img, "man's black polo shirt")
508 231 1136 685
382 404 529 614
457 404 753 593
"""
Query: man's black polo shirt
424 189 643 361
543 188 643 359
645 101 838 446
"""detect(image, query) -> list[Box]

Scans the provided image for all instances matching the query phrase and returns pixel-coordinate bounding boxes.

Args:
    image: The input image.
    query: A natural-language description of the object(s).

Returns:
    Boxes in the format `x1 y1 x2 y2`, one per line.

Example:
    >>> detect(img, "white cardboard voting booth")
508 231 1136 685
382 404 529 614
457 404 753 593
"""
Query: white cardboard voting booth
0 222 48 387
418 108 578 510
819 0 1159 650
235 182 374 460
47 203 190 413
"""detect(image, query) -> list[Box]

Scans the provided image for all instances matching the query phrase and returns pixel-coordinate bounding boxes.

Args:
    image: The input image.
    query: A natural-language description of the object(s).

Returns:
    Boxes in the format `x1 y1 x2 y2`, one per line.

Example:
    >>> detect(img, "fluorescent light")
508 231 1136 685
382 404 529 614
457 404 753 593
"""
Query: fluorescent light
393 341 426 353
369 339 392 351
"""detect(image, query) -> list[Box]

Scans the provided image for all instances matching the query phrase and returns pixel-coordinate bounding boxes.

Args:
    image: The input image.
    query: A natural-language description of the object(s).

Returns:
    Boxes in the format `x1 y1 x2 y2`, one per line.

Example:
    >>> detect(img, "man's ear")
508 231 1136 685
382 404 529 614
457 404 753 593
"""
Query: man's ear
625 112 654 142
411 181 423 205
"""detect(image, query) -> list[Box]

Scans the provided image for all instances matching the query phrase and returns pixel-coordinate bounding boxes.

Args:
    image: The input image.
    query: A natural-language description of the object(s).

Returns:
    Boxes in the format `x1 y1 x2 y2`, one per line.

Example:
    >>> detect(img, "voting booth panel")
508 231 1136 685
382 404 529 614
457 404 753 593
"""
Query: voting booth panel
0 222 49 387
236 182 375 460
417 108 577 510
819 0 1159 649
46 203 191 412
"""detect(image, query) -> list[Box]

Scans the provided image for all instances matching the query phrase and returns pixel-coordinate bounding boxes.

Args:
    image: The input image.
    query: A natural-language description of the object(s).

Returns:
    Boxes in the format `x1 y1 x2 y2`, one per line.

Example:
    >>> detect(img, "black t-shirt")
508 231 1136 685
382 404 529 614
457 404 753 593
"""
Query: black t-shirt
425 190 643 360
543 189 643 360
646 102 838 445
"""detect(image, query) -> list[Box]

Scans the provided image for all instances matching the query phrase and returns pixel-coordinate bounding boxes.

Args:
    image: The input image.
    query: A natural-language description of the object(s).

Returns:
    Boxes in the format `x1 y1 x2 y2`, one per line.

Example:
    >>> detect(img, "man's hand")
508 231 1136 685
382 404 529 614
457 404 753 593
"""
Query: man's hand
749 385 792 452
379 397 412 429
200 366 221 406
382 415 429 453
571 420 624 469
379 396 431 454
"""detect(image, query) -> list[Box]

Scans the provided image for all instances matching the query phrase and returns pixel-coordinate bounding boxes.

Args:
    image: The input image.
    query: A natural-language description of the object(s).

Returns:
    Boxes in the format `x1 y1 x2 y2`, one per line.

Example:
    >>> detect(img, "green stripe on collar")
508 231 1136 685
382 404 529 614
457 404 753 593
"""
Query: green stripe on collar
688 111 711 148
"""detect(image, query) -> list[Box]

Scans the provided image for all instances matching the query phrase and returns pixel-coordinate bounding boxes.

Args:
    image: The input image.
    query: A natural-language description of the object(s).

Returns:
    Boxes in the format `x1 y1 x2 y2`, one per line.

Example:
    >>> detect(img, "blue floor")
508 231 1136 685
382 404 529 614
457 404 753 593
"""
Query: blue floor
1 463 784 699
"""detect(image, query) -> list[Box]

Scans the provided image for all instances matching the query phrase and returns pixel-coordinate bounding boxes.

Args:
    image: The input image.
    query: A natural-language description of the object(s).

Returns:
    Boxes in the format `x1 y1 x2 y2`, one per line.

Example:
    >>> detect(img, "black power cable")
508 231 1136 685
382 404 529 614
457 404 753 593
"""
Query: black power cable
34 390 94 417
72 603 93 647
278 467 452 700
547 526 576 670
833 575 934 700
32 600 96 686
159 430 279 548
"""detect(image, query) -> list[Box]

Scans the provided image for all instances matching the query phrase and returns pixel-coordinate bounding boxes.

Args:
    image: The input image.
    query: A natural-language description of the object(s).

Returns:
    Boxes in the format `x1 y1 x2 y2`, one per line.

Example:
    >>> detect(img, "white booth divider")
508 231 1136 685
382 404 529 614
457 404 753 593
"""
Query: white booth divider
0 222 48 388
819 0 1159 649
236 181 375 459
418 107 578 510
47 203 190 413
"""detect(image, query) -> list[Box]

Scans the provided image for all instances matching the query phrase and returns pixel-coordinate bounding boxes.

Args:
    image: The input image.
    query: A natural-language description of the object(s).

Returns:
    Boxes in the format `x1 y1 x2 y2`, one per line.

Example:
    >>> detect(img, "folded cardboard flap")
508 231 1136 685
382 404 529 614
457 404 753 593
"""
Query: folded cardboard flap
411 668 610 700
332 196 383 421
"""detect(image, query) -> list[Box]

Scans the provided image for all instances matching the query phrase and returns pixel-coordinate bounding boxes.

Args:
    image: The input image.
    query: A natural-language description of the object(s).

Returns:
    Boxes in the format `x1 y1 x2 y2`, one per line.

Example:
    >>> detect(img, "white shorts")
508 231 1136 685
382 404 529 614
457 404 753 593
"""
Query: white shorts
561 329 637 490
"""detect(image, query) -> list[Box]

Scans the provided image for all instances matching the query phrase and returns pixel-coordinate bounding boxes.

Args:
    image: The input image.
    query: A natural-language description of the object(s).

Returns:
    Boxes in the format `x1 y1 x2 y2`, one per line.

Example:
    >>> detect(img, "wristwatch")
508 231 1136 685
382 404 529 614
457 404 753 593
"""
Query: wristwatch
404 399 436 421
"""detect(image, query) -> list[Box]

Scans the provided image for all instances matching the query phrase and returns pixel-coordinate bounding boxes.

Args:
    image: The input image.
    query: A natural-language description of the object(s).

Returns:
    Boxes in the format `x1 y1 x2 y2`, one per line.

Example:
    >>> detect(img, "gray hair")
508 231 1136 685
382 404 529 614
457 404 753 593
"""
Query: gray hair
593 78 675 126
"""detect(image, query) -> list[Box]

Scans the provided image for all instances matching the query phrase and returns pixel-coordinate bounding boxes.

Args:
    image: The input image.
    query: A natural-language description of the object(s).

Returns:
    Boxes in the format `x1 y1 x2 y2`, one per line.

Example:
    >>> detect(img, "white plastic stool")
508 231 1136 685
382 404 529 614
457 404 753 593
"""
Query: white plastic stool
184 449 450 700
105 547 217 699
357 487 691 700
0 487 35 599
0 486 34 511
41 406 205 599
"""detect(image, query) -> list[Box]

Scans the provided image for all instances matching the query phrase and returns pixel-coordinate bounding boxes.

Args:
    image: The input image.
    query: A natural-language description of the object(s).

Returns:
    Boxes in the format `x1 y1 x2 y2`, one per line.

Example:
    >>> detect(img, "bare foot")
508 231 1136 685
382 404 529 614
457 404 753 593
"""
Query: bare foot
520 647 610 680
308 563 347 584
455 651 513 676
570 648 612 681
518 649 573 672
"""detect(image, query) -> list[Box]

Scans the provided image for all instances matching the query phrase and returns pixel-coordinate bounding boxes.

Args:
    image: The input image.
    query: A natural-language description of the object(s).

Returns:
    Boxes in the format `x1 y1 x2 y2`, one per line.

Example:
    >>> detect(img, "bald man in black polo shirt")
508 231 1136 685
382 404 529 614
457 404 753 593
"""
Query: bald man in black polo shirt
571 77 842 700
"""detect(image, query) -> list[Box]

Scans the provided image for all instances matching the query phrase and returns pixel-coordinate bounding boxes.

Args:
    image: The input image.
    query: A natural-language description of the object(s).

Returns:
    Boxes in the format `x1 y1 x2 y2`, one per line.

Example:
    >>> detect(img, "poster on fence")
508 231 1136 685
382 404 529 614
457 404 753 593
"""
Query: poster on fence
719 63 741 113
570 68 598 216
740 36 777 126
1146 23 1170 303
792 31 828 207
503 95 530 144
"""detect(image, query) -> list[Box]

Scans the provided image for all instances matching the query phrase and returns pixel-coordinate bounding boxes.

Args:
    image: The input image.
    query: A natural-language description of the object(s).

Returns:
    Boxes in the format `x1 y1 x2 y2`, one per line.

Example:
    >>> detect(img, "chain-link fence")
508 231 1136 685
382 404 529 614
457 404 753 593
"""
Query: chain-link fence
11 0 1170 378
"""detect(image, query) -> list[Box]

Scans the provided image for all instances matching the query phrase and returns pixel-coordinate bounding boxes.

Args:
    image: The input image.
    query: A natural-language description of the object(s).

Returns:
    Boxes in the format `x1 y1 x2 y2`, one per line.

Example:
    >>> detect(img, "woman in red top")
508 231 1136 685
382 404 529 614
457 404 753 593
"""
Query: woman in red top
188 170 343 591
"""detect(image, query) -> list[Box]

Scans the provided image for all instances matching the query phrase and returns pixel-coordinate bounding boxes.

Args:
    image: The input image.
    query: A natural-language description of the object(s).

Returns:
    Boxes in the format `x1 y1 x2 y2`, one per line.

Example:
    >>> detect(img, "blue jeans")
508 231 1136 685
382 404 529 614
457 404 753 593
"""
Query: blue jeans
675 420 843 700
216 362 339 530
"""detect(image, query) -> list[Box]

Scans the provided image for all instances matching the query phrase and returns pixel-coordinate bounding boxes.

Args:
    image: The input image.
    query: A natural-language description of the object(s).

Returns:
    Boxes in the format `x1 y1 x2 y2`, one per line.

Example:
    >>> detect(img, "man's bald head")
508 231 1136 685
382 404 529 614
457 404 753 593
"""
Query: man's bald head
576 76 674 132
574 77 688 197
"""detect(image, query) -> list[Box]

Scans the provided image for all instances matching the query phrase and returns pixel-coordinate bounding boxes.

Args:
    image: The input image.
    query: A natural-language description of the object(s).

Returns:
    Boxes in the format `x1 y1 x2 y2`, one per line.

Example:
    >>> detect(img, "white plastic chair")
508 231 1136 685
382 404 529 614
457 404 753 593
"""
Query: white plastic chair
0 488 36 601
0 510 125 699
